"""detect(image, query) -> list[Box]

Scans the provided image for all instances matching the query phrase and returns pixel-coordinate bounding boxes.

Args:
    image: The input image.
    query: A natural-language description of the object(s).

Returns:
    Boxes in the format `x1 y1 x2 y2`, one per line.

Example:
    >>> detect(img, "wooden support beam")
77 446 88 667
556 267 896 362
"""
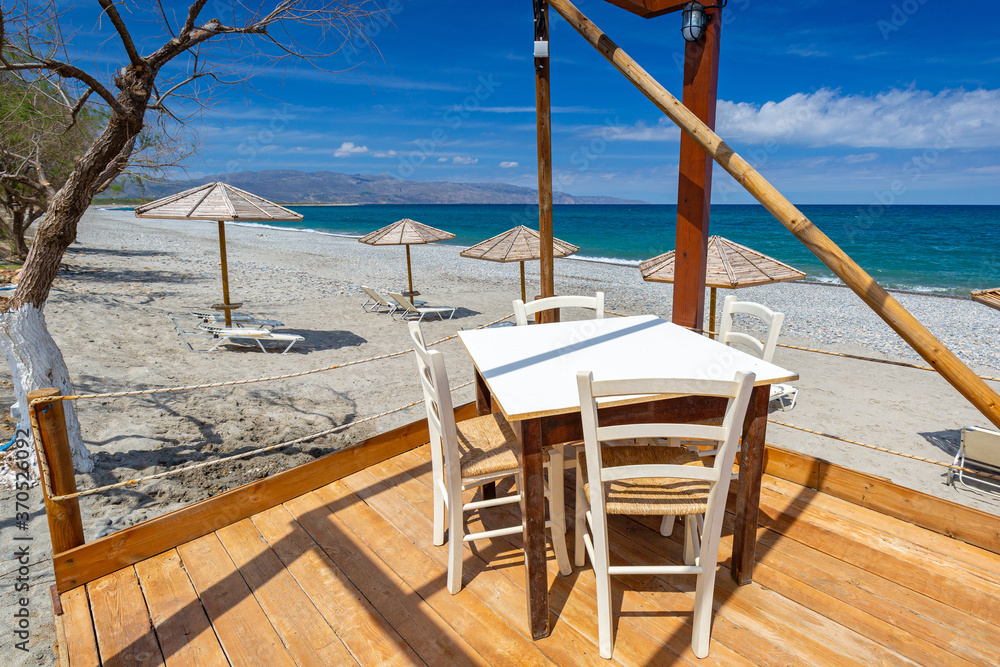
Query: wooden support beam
673 9 721 330
548 0 1000 430
218 221 232 326
601 0 690 18
28 389 85 557
51 401 477 593
534 0 557 324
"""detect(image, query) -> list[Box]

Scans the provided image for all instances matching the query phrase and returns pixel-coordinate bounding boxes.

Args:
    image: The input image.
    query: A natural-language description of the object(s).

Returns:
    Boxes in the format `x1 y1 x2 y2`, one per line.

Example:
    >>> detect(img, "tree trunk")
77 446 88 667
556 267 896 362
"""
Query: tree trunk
12 209 33 259
0 304 92 482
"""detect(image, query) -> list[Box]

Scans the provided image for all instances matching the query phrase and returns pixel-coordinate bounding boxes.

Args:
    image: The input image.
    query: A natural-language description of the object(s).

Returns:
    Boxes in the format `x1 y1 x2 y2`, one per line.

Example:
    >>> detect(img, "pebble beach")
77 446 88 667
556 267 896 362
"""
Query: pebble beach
2 206 999 666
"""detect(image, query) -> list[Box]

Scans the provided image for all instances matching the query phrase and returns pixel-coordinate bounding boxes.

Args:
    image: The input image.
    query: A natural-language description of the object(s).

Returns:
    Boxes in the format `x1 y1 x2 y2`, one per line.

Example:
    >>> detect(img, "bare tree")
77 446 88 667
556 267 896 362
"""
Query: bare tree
0 0 385 477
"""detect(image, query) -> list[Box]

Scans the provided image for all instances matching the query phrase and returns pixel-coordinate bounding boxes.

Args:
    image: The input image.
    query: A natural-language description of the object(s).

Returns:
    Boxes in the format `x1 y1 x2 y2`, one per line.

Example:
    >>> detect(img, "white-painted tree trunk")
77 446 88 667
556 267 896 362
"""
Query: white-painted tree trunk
0 304 92 480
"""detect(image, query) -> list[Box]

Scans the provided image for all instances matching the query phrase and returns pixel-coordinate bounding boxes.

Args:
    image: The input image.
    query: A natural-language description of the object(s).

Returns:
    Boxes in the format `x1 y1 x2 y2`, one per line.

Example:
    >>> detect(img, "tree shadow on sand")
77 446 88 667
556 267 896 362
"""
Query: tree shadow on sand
66 246 173 259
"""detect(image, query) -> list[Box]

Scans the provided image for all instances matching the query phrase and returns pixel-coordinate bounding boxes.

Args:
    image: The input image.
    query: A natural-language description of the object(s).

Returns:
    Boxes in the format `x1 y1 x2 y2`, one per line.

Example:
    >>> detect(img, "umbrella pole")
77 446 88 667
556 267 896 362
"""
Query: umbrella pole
708 287 717 338
405 245 414 295
520 261 526 303
218 220 232 327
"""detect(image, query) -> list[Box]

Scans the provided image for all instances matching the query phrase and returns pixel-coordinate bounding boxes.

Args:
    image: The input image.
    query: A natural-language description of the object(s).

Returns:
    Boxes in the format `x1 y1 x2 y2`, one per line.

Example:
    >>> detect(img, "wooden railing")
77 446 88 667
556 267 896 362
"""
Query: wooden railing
28 386 476 593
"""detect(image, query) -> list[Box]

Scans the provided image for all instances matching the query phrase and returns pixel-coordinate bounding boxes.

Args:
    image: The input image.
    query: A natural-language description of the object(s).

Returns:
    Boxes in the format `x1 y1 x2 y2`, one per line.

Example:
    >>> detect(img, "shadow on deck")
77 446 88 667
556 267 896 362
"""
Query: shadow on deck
56 440 1000 666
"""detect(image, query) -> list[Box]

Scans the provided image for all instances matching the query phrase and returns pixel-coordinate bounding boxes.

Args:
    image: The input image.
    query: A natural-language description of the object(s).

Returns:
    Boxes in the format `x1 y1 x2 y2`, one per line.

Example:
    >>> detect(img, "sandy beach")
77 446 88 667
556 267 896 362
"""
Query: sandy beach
3 206 999 665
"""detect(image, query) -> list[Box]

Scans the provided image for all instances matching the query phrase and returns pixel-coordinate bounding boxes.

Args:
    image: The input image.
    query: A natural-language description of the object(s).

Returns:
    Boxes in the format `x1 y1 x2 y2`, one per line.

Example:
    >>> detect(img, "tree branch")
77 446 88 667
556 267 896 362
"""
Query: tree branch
0 60 125 115
97 0 142 66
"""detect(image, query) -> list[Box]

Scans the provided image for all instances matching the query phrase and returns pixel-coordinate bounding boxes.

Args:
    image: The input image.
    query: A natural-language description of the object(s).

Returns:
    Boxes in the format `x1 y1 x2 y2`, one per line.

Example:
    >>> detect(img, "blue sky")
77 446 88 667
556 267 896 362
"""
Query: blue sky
64 0 1000 203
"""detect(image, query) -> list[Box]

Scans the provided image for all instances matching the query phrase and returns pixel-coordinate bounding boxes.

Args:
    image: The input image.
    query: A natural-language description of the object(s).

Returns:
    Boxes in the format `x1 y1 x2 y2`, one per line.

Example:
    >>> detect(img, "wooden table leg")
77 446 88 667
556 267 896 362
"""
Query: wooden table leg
731 384 769 585
475 369 497 500
514 417 550 640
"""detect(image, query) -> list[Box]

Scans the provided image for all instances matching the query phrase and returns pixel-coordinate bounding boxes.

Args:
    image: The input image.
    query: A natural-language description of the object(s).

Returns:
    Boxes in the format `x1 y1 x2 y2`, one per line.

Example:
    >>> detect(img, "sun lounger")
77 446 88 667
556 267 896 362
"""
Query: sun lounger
948 426 1000 496
361 286 398 314
170 311 284 330
177 324 303 354
388 292 456 322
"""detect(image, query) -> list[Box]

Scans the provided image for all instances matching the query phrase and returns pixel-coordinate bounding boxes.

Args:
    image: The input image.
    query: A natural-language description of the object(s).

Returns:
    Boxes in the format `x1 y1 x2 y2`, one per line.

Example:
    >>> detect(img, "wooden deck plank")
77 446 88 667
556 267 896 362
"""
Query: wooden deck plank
341 464 643 666
215 518 357 666
745 519 1000 667
60 586 100 667
250 504 422 666
760 473 1000 586
753 483 1000 624
285 488 487 666
133 550 228 667
381 450 749 667
87 567 164 666
175 533 296 666
328 466 560 667
400 448 801 667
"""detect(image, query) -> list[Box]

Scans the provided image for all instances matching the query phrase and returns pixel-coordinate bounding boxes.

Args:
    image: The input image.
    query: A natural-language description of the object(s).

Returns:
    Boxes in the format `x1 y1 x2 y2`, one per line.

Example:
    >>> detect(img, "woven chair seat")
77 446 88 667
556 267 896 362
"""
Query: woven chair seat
456 413 521 477
580 445 711 516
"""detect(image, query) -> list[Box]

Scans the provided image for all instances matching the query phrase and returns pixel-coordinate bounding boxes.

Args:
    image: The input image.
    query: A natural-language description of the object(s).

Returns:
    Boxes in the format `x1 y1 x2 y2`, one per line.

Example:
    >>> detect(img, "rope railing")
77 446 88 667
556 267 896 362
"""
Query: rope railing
768 418 1000 484
26 313 512 408
46 380 473 503
28 314 513 501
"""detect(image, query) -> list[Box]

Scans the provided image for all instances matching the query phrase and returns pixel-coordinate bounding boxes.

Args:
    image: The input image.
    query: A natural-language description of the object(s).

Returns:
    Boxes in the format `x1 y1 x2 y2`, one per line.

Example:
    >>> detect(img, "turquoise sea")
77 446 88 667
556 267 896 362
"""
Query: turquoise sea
250 204 999 296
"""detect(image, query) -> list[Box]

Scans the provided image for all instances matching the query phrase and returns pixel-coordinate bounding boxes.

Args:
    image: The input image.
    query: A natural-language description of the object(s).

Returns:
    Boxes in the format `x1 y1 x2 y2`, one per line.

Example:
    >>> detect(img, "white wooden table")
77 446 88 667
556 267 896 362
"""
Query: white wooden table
459 314 797 640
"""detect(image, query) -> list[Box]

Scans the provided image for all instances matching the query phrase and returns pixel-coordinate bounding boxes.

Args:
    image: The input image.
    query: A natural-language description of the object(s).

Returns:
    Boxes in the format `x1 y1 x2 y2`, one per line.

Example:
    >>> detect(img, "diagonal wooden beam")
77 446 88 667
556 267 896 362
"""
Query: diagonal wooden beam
549 0 1000 430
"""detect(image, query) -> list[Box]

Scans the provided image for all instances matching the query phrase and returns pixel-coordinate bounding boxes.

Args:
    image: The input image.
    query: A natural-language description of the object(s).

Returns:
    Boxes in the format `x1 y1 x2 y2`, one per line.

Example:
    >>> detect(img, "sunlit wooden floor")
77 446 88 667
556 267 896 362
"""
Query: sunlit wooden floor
58 444 1000 666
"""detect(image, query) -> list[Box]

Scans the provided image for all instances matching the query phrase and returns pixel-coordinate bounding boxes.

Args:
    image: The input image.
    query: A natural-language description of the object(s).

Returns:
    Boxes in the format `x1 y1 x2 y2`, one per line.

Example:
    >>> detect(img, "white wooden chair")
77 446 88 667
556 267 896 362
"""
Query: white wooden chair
408 322 572 594
575 370 756 659
719 295 798 411
948 426 1000 497
512 292 604 326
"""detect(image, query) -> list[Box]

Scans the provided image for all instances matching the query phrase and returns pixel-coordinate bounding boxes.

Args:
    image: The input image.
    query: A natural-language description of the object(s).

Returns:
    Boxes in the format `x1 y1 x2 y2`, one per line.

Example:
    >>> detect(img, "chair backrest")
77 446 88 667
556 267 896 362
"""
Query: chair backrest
512 292 605 326
718 295 784 363
389 292 418 313
961 426 1000 467
407 322 462 486
362 286 391 306
576 370 755 562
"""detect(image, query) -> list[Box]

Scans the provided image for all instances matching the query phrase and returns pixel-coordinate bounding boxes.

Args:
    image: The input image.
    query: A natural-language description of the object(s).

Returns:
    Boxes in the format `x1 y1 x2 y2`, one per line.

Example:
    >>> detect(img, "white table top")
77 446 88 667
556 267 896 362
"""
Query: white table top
459 315 798 421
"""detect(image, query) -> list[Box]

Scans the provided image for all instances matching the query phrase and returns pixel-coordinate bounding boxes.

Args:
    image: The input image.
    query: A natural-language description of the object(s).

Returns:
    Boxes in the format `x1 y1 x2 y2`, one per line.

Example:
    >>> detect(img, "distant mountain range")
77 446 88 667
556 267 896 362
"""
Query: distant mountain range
109 170 647 205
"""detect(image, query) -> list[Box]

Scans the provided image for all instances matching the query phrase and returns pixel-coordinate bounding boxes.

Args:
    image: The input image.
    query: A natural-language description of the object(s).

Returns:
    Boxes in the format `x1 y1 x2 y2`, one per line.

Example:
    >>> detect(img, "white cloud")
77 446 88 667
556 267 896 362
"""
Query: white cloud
333 141 368 157
613 88 1000 149
452 156 479 165
437 157 449 162
842 152 879 164
371 149 397 158
499 161 519 168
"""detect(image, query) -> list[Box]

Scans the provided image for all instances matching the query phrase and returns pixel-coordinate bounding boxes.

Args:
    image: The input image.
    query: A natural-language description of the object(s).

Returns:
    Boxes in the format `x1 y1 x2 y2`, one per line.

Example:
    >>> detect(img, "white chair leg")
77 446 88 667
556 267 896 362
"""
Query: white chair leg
545 450 572 576
659 515 675 537
574 459 587 567
683 515 698 566
691 565 718 658
432 480 446 546
446 499 463 594
594 532 614 659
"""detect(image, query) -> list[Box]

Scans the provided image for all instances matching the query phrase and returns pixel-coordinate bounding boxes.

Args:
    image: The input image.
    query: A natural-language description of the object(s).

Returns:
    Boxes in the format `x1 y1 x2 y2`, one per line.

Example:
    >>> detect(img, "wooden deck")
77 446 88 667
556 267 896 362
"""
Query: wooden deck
56 443 1000 666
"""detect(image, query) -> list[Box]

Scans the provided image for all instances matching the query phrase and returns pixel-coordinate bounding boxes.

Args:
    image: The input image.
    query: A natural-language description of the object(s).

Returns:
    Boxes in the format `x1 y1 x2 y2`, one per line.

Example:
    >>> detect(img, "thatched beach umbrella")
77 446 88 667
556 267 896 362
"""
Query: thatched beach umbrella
359 218 455 296
972 288 1000 312
640 235 806 334
460 225 579 302
135 182 302 325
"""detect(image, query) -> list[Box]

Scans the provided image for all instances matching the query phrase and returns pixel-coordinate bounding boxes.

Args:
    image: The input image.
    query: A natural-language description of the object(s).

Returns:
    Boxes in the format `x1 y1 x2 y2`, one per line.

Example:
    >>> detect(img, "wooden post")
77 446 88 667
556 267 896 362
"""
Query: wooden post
549 0 1000 429
27 389 85 556
708 286 718 338
520 261 527 303
405 245 414 295
217 220 232 326
534 0 556 324
673 9 720 331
